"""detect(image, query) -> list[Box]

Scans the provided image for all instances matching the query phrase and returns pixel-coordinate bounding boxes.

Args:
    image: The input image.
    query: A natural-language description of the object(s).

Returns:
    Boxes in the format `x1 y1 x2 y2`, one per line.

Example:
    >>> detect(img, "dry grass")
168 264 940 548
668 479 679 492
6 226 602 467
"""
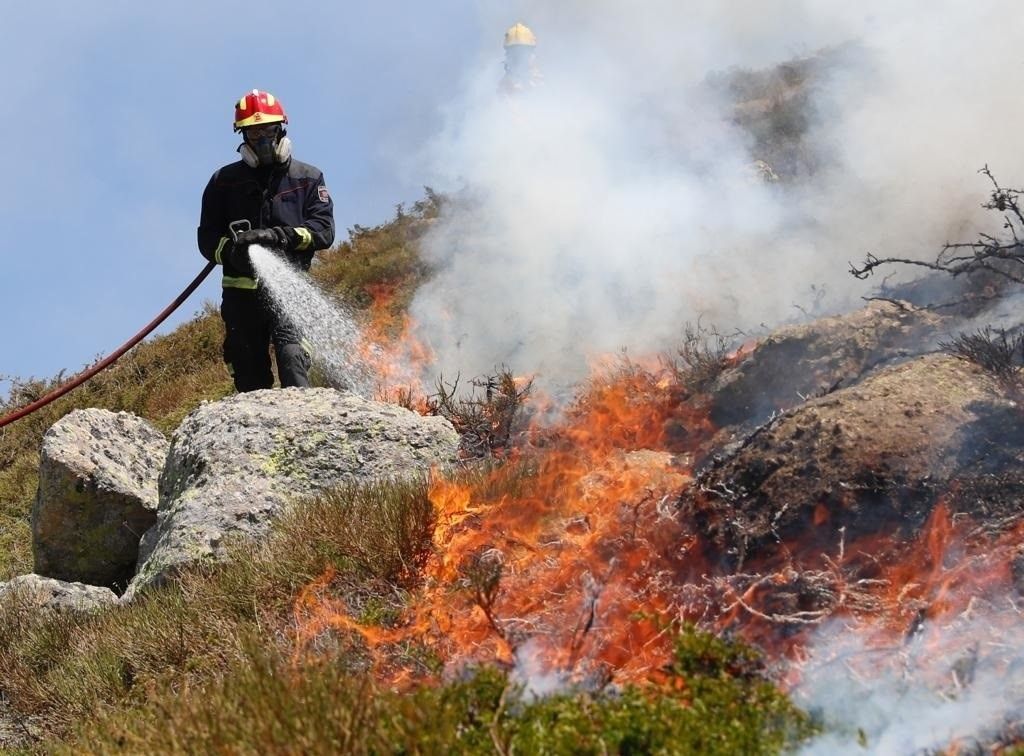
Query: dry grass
0 475 437 744
56 622 814 756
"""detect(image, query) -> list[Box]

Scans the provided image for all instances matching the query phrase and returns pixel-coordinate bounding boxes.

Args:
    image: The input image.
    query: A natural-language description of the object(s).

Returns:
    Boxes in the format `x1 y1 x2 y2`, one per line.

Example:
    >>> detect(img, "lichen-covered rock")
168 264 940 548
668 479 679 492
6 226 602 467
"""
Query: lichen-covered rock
685 354 1022 565
0 573 118 613
124 388 458 601
32 409 167 592
709 301 945 428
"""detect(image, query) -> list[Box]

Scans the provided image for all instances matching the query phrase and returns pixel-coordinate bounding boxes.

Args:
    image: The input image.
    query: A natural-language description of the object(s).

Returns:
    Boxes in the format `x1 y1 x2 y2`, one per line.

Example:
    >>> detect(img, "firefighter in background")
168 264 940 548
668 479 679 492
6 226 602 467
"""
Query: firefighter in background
198 89 335 392
500 22 543 95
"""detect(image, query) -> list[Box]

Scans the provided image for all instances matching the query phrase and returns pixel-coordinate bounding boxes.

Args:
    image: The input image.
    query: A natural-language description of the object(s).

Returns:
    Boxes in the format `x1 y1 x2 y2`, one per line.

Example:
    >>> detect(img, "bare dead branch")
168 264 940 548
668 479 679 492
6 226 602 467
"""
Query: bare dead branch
851 167 1024 293
861 296 913 312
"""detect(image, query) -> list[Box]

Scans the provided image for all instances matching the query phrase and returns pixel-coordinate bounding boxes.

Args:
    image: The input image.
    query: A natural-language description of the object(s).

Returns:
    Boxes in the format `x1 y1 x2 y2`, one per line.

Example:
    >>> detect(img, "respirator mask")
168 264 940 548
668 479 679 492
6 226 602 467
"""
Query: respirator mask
239 123 292 167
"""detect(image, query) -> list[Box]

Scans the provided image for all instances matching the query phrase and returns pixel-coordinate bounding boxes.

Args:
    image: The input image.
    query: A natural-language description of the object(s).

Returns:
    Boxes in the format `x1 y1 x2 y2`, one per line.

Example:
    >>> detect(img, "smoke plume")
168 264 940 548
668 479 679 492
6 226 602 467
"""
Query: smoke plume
410 1 1024 391
795 614 1024 754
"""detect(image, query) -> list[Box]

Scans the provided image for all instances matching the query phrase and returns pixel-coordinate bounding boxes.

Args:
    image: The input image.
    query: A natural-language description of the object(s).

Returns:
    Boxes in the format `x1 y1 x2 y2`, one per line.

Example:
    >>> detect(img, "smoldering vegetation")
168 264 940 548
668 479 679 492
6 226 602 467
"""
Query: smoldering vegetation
409 2 1024 400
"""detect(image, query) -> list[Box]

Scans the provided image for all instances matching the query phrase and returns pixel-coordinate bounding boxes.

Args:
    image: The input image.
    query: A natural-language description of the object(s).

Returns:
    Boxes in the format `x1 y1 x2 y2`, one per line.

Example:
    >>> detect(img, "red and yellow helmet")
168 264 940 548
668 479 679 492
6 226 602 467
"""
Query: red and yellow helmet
233 89 288 131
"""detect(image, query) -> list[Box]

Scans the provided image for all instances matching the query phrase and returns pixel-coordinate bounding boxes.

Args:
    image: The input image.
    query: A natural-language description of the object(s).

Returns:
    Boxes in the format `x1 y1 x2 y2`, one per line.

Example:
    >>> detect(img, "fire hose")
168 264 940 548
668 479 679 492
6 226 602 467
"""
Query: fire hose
0 261 217 430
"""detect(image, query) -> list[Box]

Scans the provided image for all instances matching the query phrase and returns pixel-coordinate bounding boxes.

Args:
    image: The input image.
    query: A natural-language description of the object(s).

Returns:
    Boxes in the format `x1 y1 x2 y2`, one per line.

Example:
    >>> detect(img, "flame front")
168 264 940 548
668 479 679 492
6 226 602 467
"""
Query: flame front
412 360 713 682
290 313 1024 747
291 354 714 686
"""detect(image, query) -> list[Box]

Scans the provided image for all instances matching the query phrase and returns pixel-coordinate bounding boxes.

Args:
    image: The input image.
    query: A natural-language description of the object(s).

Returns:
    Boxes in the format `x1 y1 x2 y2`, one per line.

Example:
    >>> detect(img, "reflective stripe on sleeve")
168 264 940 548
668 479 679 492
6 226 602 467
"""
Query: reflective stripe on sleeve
214 236 231 265
294 227 313 251
222 275 258 290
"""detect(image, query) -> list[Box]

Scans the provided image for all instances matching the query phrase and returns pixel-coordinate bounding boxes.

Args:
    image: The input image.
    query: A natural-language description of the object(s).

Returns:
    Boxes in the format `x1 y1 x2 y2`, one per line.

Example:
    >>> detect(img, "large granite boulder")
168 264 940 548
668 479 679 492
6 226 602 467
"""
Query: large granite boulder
709 301 945 429
0 574 118 613
124 388 459 600
32 409 167 591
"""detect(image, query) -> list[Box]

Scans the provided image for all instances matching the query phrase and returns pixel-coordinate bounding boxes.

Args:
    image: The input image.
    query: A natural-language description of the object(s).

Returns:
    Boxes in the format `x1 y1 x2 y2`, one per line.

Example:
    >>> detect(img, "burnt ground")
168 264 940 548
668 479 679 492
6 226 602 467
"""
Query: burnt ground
684 352 1024 571
707 301 944 430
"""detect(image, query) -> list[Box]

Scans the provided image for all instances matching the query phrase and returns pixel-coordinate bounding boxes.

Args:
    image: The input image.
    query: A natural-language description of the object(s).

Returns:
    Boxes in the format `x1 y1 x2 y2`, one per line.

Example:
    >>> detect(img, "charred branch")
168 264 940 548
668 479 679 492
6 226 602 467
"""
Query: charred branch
688 530 891 630
458 548 506 640
862 291 1007 314
861 296 913 313
427 367 533 458
567 572 601 669
850 168 1024 308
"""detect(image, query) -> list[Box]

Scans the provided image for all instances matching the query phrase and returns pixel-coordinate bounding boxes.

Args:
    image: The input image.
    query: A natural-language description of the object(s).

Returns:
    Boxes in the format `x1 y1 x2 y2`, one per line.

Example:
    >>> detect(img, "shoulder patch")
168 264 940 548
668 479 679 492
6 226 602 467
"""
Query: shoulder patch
318 185 330 203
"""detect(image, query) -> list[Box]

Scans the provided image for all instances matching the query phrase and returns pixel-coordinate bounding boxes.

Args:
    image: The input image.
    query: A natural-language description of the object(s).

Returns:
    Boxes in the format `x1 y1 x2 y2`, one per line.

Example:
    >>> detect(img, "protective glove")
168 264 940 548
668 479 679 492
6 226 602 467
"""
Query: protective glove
227 241 255 277
228 228 282 275
271 226 314 253
235 228 281 250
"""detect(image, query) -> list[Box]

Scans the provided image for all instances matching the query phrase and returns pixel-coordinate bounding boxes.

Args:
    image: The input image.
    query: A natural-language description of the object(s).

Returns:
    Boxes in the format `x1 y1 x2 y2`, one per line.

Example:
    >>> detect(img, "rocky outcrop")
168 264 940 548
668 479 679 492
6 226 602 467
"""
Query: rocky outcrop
686 354 1022 565
709 302 945 428
124 388 458 601
32 409 166 591
0 574 118 613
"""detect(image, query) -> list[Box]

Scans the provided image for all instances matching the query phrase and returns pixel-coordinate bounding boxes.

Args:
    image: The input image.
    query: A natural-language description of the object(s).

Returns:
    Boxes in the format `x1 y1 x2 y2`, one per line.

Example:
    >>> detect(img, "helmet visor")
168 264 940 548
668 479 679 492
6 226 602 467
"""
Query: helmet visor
244 124 282 141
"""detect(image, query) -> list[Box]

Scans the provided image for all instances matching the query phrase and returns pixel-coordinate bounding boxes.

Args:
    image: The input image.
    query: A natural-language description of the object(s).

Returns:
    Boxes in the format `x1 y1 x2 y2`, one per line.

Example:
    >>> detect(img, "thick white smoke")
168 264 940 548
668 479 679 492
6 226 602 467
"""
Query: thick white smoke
409 1 1024 391
795 614 1024 754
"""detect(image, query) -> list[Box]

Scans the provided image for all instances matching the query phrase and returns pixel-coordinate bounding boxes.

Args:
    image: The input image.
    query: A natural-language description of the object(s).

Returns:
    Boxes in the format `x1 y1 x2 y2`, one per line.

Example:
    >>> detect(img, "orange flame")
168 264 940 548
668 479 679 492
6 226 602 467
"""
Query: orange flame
354 285 435 409
291 307 1024 752
291 356 713 686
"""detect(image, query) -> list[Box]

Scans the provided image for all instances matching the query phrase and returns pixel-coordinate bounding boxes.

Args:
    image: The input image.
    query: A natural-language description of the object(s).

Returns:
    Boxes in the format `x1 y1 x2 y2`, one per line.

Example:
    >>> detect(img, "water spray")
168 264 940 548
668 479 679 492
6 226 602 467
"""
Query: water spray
249 246 376 398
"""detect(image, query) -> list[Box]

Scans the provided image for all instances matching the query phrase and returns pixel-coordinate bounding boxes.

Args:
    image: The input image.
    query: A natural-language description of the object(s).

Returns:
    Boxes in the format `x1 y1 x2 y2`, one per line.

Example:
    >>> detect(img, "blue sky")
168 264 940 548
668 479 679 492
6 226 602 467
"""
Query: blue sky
0 2 501 386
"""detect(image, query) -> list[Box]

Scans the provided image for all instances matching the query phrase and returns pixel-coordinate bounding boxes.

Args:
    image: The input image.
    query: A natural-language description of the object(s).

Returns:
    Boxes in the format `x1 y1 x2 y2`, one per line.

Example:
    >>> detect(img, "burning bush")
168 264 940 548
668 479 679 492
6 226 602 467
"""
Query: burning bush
427 367 533 459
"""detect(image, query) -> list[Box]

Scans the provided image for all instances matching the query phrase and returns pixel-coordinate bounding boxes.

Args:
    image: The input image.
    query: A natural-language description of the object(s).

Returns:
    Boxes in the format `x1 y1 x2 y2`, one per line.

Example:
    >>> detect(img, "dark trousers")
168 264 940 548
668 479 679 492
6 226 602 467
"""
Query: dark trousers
221 287 311 392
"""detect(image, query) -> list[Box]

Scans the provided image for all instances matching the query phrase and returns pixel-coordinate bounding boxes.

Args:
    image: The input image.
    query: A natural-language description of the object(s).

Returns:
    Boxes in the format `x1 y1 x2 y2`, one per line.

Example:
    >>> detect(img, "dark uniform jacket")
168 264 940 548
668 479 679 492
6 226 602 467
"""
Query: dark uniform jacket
198 158 335 289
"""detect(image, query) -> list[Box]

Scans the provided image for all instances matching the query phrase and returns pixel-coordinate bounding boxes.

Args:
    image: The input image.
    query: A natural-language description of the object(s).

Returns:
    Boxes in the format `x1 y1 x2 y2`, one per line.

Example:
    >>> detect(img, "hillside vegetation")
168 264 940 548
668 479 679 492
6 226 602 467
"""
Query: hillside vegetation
1 472 812 753
0 56 849 752
0 186 822 752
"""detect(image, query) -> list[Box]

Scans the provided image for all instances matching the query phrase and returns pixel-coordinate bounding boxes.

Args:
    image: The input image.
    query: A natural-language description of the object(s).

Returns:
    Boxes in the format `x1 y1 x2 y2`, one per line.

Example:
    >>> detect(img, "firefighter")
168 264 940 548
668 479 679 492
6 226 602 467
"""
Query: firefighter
500 22 543 96
198 89 335 392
